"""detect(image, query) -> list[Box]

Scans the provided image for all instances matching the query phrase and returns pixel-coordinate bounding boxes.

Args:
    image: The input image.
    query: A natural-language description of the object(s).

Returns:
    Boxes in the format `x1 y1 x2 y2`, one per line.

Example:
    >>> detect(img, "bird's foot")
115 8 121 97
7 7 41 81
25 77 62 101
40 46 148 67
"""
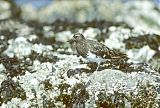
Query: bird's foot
95 62 101 71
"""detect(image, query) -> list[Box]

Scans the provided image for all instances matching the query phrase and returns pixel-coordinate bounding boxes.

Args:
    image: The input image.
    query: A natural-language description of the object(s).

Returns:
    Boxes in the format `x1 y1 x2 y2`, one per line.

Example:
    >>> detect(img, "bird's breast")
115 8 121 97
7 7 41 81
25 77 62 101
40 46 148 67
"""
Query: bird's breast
76 42 88 57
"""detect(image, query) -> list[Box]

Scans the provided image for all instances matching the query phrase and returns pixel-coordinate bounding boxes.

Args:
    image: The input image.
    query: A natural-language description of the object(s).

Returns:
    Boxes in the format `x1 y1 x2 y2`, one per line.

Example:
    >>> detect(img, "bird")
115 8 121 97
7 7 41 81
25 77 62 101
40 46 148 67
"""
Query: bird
68 33 128 71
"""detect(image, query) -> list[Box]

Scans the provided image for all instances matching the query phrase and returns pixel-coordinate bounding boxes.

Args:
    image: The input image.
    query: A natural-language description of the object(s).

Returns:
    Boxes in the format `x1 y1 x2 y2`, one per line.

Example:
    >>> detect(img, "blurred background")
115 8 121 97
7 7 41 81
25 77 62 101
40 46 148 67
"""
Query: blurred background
1 0 160 30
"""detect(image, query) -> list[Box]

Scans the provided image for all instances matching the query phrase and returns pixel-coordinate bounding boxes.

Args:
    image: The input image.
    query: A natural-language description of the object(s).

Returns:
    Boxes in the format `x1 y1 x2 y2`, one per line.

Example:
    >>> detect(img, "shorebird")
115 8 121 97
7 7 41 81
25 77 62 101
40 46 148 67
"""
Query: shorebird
68 33 128 71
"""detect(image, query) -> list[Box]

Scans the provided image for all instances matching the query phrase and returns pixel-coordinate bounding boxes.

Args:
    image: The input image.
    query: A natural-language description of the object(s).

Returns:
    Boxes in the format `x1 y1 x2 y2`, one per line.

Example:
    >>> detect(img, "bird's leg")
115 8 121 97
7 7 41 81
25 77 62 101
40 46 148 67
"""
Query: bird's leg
96 62 101 71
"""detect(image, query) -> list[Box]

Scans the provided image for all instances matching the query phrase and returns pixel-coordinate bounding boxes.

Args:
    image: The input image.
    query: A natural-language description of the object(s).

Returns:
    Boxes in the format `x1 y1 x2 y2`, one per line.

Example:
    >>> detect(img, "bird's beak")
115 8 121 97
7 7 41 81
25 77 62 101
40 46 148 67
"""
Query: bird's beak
67 39 76 43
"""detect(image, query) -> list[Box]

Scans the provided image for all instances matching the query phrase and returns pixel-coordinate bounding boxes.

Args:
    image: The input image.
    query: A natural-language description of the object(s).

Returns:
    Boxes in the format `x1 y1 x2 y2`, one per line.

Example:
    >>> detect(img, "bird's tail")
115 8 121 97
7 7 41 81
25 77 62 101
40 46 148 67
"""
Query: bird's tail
109 49 129 60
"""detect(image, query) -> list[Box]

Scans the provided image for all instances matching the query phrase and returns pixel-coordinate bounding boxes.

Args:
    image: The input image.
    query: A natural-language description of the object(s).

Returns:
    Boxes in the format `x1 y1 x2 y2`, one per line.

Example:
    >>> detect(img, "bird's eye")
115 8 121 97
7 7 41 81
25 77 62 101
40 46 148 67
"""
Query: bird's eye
73 35 78 38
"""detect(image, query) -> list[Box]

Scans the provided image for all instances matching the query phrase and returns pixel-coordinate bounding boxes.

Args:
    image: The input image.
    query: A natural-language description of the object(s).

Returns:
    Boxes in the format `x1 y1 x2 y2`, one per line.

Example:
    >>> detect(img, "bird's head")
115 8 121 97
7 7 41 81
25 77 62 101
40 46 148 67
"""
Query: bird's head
67 33 85 44
73 33 85 42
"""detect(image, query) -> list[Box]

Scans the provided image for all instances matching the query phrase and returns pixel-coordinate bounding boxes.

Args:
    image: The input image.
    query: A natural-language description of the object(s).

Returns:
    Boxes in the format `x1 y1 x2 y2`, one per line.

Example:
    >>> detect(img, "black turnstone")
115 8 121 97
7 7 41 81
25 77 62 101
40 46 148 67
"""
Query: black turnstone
68 33 128 71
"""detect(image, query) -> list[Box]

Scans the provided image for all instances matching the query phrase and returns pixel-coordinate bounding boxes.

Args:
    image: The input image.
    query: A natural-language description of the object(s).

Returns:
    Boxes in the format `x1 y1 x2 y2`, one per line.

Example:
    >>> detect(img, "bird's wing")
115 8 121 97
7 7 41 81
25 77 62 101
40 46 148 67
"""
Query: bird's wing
88 40 128 60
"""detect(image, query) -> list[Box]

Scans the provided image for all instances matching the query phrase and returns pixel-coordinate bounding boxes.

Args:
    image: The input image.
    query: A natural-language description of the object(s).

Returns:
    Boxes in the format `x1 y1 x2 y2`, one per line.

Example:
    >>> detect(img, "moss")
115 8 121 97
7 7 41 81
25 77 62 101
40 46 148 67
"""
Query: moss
0 55 27 77
42 79 53 91
55 83 89 108
96 91 128 108
29 51 59 63
95 82 158 108
0 79 26 105
130 82 157 108
124 34 160 51
67 68 92 78
42 95 56 108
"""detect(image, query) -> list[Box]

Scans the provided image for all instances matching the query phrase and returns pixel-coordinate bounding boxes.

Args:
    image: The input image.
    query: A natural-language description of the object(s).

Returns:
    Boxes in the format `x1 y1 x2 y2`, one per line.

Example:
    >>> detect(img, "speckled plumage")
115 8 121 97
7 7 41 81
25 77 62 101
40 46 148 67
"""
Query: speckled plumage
70 33 128 59
68 33 128 70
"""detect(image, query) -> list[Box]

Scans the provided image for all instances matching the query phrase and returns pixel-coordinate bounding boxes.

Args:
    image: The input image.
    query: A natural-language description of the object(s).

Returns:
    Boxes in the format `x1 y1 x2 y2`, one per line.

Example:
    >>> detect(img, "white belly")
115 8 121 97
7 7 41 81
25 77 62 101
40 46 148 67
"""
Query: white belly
85 51 107 63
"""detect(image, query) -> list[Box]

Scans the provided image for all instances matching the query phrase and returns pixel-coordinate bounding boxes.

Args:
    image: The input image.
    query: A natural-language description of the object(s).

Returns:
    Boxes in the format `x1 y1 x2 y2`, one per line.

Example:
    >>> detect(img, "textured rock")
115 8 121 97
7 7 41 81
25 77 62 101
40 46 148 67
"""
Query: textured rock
3 37 32 58
0 0 159 107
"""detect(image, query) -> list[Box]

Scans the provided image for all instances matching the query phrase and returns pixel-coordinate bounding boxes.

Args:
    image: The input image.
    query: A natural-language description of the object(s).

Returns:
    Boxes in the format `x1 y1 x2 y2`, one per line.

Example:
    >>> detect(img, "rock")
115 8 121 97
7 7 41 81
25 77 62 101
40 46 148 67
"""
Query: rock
3 37 32 58
86 69 160 107
0 0 159 107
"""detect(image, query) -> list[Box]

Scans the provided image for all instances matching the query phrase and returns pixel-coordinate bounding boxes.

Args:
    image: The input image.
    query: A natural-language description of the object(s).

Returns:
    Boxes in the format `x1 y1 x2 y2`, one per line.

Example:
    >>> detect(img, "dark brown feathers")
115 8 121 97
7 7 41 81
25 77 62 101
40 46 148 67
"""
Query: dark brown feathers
69 33 128 60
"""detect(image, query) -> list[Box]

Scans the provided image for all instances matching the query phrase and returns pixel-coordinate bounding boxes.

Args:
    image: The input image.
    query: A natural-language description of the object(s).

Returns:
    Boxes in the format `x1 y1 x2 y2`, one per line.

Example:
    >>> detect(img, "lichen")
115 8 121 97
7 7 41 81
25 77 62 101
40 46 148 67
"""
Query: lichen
0 79 26 105
94 82 158 108
55 83 89 108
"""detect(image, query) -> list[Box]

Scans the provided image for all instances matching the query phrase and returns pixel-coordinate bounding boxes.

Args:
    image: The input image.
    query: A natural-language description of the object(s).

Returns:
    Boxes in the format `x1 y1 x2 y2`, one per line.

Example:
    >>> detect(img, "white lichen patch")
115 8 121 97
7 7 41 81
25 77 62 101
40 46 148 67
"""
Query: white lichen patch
86 69 160 107
1 53 88 107
83 27 101 39
89 69 159 91
43 26 55 38
127 45 156 62
1 98 21 108
32 43 53 54
3 37 32 58
0 63 6 72
55 31 72 42
115 1 160 32
105 27 130 50
3 36 53 58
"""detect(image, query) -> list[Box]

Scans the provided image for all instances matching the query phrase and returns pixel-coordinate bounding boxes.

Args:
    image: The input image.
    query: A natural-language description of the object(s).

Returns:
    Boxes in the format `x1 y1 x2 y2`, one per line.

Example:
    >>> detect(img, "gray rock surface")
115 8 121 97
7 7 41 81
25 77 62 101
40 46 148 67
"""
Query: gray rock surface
0 0 160 107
